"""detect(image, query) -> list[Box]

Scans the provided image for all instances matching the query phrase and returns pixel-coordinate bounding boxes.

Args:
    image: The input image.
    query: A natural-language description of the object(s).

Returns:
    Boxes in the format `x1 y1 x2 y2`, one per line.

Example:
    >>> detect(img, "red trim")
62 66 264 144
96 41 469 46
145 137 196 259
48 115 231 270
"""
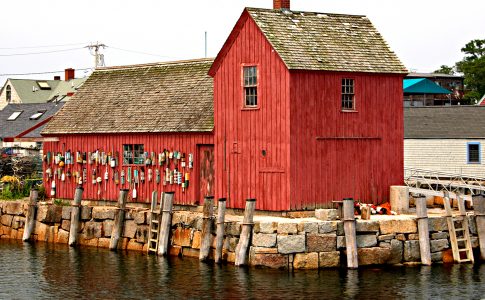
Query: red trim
208 9 250 77
15 116 52 138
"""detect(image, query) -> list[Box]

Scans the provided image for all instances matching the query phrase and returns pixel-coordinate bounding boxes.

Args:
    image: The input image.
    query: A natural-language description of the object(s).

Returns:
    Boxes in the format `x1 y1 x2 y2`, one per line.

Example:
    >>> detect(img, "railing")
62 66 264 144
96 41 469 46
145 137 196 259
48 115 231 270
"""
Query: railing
404 167 485 196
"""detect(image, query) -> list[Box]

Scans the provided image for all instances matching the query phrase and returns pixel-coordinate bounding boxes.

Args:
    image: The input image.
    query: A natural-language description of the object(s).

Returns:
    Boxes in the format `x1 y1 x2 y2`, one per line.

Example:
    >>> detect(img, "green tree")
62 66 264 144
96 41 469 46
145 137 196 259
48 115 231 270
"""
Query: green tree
433 65 455 75
456 39 485 103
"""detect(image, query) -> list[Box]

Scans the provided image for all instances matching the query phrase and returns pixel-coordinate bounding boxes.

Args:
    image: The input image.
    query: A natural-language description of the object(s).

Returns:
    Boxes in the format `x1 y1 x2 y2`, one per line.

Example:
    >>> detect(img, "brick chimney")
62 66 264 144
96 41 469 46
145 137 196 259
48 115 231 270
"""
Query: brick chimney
65 68 75 81
273 0 290 10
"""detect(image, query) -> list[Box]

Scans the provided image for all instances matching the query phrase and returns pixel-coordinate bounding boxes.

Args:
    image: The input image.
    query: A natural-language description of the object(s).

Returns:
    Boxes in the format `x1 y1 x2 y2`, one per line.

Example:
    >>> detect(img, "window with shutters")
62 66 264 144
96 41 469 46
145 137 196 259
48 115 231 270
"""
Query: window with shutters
467 142 480 164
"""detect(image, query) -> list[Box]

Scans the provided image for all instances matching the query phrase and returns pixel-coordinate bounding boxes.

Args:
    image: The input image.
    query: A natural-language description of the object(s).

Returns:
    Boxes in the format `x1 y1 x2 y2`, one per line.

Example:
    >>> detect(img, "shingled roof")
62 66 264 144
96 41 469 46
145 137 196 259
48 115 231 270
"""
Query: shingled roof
0 102 64 140
210 7 407 75
42 59 214 135
404 106 485 139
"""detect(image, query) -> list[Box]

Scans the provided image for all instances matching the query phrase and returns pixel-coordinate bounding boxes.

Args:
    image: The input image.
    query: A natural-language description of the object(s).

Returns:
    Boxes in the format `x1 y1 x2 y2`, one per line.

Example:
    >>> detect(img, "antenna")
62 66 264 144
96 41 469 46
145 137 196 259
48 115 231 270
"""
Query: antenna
205 31 207 58
86 42 106 68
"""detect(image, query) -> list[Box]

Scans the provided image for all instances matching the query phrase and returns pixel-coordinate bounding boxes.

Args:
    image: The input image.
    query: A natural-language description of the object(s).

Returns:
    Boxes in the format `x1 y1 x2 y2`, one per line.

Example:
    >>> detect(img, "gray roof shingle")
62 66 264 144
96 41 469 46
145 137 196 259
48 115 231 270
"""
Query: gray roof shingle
246 7 407 74
404 106 485 139
0 102 64 139
42 59 214 135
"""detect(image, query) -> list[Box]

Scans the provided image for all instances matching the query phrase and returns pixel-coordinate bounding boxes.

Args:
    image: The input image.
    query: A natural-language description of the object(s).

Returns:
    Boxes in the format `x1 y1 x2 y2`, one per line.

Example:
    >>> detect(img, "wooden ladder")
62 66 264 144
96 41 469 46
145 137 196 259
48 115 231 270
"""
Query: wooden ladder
444 194 474 263
147 191 164 254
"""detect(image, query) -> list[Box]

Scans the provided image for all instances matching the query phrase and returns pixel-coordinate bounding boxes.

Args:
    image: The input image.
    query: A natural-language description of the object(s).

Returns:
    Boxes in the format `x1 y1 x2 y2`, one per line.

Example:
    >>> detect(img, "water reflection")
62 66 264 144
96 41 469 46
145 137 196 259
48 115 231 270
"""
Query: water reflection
1 240 485 299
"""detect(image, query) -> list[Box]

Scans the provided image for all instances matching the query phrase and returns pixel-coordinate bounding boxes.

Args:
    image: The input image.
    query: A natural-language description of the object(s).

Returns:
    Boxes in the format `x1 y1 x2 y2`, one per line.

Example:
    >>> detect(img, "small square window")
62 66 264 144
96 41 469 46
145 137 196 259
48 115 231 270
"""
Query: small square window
30 110 46 120
123 144 144 165
467 142 480 164
37 81 51 90
341 78 355 110
7 111 22 121
243 66 258 107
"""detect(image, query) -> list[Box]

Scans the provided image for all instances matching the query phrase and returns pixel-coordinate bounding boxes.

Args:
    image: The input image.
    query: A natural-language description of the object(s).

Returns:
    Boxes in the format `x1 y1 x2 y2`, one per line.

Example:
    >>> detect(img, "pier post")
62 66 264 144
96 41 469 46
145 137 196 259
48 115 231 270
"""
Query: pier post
416 194 431 265
215 198 227 264
158 192 174 256
68 187 84 247
109 189 129 250
343 198 358 269
22 189 38 241
235 199 256 266
200 196 214 261
473 193 485 260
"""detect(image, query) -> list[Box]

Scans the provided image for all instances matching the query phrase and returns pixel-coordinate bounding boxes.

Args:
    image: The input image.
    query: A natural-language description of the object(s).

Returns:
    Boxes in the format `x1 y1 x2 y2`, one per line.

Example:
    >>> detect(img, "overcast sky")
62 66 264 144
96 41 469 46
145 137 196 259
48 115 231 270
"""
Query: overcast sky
1 0 484 85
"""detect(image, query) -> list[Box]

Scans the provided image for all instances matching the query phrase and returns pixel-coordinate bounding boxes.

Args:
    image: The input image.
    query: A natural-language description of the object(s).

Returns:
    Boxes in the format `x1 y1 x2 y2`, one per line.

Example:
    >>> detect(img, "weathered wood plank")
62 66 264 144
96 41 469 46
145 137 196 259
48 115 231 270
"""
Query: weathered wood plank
235 199 256 266
343 198 358 269
158 192 174 256
109 189 129 250
68 187 84 247
200 196 214 261
215 198 227 264
416 195 431 265
22 189 38 242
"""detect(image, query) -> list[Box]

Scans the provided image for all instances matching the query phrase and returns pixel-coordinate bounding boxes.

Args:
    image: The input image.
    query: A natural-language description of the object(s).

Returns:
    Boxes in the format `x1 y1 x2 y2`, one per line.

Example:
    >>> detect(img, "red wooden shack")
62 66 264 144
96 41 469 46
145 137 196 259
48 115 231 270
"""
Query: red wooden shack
42 2 407 211
42 59 215 205
209 3 408 210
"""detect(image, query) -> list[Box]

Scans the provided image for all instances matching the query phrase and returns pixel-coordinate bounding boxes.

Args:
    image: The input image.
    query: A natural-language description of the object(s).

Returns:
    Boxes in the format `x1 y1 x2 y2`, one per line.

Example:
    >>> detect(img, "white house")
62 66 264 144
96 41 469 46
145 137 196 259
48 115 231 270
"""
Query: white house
404 106 485 178
0 68 86 110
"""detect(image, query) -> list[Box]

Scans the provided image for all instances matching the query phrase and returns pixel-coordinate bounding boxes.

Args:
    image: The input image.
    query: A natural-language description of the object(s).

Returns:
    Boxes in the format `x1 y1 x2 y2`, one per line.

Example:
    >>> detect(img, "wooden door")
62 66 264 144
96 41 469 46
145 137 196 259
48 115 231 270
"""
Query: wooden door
198 145 214 203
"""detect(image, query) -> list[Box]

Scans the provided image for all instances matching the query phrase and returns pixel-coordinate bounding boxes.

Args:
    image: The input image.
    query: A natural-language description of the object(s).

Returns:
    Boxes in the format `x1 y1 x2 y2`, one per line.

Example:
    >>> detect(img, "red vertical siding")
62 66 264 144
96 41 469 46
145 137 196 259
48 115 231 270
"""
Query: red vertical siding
289 71 404 209
43 133 213 205
213 16 291 211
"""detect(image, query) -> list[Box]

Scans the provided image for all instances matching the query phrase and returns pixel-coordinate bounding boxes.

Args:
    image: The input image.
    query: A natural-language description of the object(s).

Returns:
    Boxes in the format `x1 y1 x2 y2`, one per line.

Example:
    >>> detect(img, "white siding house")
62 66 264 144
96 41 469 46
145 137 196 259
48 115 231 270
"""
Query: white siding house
404 106 485 178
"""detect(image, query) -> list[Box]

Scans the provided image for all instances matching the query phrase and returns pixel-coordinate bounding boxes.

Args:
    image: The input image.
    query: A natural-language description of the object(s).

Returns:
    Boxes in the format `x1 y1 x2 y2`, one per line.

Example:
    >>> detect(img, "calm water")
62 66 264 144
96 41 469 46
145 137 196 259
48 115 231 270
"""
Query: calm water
1 240 484 299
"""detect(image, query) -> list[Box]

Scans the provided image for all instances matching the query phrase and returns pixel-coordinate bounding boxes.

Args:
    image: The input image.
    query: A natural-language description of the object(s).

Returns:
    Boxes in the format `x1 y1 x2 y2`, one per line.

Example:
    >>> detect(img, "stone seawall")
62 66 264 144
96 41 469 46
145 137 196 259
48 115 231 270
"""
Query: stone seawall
0 200 481 269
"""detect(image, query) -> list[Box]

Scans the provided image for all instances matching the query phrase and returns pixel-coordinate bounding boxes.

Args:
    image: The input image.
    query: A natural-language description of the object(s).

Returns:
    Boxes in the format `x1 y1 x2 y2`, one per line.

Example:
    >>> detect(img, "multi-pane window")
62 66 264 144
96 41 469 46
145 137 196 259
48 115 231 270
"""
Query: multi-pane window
123 144 144 165
467 142 480 164
244 66 258 107
341 78 355 110
6 85 11 102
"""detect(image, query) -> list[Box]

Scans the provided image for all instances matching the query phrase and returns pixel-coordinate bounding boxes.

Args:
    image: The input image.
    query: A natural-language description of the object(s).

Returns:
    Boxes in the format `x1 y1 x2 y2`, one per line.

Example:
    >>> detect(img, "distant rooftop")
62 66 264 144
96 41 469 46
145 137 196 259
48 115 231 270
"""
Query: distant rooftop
0 102 64 140
405 106 485 139
406 72 464 79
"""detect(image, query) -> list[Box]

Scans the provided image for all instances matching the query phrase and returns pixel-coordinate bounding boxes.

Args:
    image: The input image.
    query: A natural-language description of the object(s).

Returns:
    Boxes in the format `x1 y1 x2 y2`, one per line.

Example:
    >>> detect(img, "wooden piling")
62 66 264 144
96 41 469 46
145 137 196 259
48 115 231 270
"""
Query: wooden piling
158 192 174 256
68 187 84 247
215 198 227 264
22 189 38 241
343 198 358 269
415 195 431 265
473 193 485 260
200 196 214 261
109 189 129 250
235 199 256 266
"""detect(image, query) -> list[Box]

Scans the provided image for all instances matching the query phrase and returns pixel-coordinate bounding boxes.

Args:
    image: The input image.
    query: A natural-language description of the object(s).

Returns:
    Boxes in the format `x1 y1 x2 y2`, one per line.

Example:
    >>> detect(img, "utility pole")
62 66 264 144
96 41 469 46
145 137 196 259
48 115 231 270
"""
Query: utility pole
86 42 106 68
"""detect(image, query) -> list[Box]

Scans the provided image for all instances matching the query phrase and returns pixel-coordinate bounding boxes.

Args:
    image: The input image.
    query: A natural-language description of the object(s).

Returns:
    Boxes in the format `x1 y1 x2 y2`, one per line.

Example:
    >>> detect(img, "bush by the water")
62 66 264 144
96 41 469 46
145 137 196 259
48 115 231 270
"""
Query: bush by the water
0 156 43 200
0 175 43 200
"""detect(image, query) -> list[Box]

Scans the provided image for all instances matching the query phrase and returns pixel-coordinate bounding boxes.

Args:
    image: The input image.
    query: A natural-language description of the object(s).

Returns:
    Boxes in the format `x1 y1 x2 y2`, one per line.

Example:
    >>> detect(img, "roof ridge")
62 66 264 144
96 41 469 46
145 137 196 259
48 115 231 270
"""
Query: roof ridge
245 7 367 18
96 58 215 72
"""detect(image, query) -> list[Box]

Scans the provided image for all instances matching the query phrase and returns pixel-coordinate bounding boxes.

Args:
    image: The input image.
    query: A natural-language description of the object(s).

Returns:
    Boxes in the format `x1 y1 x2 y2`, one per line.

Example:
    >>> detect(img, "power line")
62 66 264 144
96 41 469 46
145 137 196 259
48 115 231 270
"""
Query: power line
0 68 92 76
109 46 175 59
0 42 89 50
0 47 84 57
